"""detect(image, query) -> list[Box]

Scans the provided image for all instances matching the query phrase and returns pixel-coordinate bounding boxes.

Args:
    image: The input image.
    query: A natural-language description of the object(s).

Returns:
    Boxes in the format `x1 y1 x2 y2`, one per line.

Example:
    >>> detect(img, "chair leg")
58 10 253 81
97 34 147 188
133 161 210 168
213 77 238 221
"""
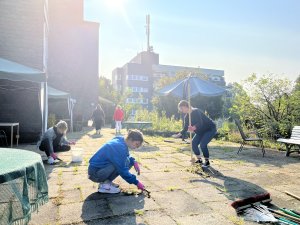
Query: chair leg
237 141 245 154
285 144 291 157
261 141 265 157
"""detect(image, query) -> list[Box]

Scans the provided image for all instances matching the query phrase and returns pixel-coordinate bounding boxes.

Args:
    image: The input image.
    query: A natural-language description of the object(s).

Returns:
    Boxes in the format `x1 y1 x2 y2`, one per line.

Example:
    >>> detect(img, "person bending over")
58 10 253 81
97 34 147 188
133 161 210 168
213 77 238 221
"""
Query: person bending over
88 129 145 194
38 120 75 164
173 100 216 167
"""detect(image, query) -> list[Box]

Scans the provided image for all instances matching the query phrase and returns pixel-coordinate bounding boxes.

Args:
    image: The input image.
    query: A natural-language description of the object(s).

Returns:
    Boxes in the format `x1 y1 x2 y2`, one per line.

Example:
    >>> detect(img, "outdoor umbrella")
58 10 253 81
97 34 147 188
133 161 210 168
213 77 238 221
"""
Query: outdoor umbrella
158 74 226 160
158 75 226 98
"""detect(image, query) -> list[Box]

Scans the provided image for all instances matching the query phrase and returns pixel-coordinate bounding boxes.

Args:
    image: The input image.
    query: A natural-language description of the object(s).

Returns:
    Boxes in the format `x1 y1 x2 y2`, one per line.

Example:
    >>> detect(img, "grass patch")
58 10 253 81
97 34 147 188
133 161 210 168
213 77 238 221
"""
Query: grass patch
73 166 79 174
163 167 171 172
167 186 178 191
134 209 144 216
143 164 150 170
52 195 63 206
227 216 244 225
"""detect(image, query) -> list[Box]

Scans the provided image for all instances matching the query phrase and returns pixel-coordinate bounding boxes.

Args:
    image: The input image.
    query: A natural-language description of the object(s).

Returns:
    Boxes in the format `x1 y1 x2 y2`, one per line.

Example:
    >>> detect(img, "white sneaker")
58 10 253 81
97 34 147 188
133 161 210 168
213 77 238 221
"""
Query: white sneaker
47 156 55 165
98 183 120 194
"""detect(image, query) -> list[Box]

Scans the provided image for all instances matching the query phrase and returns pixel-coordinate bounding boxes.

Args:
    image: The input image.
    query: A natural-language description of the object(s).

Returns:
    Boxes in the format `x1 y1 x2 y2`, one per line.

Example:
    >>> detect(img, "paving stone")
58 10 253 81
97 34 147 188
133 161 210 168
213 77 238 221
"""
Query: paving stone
48 184 60 198
175 214 233 225
150 178 195 191
59 199 113 224
143 162 183 172
184 186 229 203
151 190 212 216
107 194 160 216
142 211 177 225
61 188 83 204
76 215 145 225
29 201 58 225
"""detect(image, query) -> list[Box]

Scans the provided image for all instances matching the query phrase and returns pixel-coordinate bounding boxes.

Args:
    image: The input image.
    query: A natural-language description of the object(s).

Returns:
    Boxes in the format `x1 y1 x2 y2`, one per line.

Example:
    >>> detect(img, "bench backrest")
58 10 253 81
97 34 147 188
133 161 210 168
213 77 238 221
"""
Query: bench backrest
291 126 300 140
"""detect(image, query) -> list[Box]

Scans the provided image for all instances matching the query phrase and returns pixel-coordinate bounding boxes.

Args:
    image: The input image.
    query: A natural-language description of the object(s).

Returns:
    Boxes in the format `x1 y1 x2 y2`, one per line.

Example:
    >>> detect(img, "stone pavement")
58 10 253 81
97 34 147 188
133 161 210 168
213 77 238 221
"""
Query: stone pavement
22 127 299 225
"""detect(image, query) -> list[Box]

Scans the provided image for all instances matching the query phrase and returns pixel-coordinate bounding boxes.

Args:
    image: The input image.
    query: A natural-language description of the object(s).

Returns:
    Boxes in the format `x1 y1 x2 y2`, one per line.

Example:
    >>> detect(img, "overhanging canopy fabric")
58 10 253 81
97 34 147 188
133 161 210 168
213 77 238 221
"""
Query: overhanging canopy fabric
48 86 70 99
158 76 226 98
0 57 46 82
0 57 48 134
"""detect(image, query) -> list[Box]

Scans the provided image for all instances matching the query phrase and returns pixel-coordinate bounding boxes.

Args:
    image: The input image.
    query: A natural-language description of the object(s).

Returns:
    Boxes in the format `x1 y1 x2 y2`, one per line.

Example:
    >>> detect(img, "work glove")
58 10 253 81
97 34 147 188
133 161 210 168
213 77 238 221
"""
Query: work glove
137 181 145 191
188 125 196 132
134 161 140 175
69 140 76 145
171 133 182 138
50 153 58 160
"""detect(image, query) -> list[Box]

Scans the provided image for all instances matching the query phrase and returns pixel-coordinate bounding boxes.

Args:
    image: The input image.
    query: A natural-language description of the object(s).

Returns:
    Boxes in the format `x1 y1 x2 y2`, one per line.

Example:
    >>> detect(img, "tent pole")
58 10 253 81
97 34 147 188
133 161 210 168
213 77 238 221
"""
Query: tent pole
188 75 194 162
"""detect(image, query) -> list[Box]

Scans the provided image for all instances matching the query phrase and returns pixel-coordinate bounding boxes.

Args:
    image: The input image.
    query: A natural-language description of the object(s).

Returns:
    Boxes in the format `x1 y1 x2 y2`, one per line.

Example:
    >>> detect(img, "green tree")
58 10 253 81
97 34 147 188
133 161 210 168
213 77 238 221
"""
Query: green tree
229 74 299 138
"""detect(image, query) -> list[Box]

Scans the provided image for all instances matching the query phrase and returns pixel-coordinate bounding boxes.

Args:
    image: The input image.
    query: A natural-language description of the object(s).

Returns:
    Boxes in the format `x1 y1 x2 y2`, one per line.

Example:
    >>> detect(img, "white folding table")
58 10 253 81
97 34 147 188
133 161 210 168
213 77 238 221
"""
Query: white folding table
0 123 19 147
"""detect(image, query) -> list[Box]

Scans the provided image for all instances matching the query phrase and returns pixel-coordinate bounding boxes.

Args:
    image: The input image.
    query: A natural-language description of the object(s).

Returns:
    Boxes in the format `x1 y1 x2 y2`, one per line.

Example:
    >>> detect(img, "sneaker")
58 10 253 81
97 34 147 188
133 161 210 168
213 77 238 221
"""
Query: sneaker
47 156 55 165
202 160 210 167
98 182 119 189
195 159 203 164
111 182 119 188
98 183 120 194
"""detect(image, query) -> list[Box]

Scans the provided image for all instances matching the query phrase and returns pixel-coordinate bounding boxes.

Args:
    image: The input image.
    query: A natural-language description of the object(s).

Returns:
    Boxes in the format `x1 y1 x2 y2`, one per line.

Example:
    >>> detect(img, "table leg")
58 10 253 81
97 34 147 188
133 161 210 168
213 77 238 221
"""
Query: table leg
17 125 19 146
11 125 13 148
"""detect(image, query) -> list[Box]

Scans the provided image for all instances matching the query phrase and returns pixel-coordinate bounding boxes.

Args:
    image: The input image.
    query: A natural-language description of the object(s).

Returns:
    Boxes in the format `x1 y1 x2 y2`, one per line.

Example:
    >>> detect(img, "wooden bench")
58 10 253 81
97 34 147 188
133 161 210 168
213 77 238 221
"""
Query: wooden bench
277 126 300 156
122 121 152 131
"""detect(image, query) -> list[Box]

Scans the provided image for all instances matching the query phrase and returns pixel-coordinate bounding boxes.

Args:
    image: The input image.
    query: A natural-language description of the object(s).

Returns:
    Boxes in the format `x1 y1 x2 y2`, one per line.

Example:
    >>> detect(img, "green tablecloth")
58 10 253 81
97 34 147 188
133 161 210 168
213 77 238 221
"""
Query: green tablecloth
0 148 48 225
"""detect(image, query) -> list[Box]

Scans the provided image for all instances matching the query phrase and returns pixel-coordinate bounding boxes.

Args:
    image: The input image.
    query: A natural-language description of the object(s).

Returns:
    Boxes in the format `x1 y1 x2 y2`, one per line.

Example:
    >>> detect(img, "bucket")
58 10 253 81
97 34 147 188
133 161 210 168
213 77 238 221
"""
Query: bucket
71 147 83 163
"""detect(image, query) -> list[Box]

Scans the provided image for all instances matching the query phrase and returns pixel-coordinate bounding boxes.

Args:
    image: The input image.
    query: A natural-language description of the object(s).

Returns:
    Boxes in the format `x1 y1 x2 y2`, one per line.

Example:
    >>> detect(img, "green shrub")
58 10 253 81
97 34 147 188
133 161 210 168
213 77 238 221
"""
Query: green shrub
134 109 182 133
48 113 56 128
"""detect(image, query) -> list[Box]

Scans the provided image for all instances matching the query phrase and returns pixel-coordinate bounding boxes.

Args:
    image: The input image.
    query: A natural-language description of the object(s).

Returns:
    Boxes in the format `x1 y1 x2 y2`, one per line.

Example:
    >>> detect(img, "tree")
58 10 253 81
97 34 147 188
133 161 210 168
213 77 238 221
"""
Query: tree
229 74 300 139
98 76 115 101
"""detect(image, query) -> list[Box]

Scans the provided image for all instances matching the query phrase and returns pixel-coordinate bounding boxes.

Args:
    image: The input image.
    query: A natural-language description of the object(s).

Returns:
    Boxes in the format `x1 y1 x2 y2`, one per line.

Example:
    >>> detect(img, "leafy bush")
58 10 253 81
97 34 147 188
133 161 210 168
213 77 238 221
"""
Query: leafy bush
48 113 56 128
134 109 182 133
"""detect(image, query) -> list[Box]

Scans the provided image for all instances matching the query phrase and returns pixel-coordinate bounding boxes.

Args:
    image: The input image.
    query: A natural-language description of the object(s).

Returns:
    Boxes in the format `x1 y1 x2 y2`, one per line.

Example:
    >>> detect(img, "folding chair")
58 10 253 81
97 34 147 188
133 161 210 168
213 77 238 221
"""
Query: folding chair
0 130 8 146
234 119 265 157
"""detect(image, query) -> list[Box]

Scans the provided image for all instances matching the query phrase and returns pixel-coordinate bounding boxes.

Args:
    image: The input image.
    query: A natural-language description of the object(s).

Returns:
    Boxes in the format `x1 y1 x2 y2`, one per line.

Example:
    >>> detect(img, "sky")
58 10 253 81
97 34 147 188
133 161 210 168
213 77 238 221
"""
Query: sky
84 0 300 84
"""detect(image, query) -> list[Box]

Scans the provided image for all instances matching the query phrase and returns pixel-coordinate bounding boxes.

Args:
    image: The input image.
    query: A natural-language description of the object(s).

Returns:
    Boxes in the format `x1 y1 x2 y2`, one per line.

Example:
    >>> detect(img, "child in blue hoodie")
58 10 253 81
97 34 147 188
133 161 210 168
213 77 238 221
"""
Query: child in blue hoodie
88 129 145 194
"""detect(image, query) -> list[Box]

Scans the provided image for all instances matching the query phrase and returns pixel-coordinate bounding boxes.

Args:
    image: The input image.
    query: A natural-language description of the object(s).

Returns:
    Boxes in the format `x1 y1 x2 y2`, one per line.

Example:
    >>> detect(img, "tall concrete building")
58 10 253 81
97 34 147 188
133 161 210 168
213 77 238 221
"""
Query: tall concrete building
48 0 99 121
112 15 225 113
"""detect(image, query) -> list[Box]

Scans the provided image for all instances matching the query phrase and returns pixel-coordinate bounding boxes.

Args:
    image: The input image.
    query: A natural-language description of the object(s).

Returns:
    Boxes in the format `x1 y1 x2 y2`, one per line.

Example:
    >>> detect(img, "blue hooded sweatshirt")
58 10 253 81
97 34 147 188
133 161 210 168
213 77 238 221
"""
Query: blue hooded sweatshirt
89 136 138 185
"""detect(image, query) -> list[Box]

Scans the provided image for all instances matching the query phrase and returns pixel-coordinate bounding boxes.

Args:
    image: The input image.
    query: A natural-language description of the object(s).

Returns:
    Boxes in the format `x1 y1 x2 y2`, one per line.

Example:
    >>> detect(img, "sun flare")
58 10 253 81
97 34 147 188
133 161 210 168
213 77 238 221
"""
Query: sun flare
104 0 126 11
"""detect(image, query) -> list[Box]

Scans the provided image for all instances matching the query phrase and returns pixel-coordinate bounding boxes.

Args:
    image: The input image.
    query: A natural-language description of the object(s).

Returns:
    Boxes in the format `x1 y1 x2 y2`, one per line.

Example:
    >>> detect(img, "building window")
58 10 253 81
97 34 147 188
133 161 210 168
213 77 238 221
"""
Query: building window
126 97 148 104
127 86 149 93
126 75 149 81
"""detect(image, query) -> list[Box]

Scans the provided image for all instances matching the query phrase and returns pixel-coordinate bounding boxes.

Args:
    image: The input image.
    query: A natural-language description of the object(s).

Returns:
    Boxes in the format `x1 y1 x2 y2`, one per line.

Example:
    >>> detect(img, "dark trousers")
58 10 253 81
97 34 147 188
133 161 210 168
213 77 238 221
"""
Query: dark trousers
39 139 71 157
192 128 217 158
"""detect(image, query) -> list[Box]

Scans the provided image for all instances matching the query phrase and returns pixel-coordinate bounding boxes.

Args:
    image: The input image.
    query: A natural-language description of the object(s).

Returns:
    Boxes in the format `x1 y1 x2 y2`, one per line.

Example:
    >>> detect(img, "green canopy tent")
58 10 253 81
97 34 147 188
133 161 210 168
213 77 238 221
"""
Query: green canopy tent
0 57 47 140
48 86 76 132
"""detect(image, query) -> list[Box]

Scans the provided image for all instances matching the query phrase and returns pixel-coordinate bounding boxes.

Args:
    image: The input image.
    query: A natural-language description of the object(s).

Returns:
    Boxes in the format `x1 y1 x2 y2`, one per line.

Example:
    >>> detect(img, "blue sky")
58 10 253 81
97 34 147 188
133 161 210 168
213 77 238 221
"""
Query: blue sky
84 0 300 83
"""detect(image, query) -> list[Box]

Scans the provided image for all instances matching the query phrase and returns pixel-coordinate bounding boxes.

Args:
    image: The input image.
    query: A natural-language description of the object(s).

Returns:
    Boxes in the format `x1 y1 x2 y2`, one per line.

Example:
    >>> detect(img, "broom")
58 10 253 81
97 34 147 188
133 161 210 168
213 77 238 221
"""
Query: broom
231 192 272 212
231 193 276 223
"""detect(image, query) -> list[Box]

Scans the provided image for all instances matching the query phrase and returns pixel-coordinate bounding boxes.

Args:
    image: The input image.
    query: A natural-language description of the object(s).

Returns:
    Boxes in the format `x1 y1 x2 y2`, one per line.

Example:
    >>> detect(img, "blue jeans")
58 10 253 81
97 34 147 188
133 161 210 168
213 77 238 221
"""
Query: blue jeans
88 162 134 183
192 128 217 158
88 164 119 183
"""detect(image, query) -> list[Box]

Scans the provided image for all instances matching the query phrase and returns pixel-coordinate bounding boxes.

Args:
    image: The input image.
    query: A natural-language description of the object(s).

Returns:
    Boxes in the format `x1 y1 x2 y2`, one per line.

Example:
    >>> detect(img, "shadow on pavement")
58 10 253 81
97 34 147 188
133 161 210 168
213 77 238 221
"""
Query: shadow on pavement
179 143 299 168
81 192 146 225
191 166 268 202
